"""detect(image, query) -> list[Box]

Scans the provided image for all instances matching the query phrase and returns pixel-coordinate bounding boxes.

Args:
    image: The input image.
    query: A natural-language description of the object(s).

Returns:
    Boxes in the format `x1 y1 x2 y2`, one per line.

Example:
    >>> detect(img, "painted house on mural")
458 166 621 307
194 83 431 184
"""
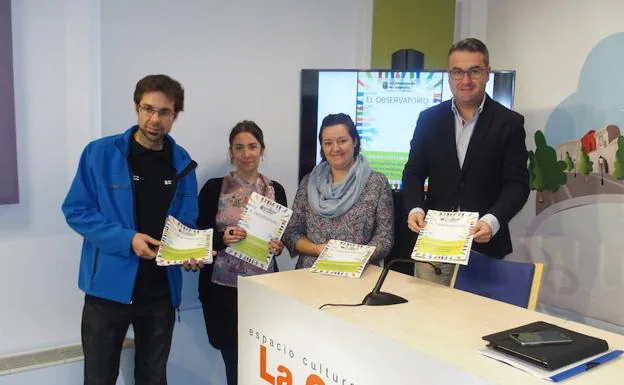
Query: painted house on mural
558 125 620 174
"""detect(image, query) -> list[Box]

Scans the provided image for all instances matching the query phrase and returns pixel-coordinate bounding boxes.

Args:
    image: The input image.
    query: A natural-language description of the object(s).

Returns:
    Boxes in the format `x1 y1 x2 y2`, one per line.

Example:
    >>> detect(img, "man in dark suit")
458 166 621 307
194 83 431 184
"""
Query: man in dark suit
402 38 530 285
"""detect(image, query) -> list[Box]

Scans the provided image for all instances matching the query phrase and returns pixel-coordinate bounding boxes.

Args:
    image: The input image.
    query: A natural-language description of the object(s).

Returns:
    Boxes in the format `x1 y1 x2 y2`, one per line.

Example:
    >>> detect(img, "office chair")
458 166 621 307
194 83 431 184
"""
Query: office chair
450 251 544 310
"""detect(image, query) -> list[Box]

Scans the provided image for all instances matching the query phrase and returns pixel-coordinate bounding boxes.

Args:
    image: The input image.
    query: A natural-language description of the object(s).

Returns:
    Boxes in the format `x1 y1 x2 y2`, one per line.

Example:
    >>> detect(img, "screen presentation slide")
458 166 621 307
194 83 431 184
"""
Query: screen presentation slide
356 71 443 187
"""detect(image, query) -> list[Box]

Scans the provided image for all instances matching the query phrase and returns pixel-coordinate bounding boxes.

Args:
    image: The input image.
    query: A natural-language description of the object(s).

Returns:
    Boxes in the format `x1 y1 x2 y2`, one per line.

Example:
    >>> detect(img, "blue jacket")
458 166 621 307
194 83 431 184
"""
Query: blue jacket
62 126 198 306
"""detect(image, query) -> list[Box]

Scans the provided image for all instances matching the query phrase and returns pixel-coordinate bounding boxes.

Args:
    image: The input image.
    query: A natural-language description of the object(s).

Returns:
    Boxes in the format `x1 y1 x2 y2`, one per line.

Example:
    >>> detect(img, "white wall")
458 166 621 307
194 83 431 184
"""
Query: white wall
0 0 373 363
0 0 101 356
454 0 488 42
101 0 372 193
485 0 624 330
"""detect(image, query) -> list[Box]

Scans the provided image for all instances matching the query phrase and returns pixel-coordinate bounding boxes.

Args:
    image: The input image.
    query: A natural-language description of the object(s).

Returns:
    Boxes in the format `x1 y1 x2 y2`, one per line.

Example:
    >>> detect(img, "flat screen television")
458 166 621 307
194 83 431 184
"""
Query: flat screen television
299 69 516 189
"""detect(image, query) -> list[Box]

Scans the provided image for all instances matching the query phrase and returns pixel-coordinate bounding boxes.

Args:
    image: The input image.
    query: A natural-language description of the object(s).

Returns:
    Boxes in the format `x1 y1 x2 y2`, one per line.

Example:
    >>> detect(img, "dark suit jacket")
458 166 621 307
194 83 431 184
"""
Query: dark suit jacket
402 96 529 258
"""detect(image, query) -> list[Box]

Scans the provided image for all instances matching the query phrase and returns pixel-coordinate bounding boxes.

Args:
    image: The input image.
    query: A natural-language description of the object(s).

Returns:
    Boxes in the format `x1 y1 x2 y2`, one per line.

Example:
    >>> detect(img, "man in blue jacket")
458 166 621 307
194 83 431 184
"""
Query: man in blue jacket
62 74 198 385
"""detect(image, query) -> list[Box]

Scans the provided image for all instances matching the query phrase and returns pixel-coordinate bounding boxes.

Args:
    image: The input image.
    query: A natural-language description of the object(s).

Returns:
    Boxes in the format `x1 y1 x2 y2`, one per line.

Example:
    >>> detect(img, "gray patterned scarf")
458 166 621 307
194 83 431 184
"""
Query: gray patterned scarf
307 155 371 218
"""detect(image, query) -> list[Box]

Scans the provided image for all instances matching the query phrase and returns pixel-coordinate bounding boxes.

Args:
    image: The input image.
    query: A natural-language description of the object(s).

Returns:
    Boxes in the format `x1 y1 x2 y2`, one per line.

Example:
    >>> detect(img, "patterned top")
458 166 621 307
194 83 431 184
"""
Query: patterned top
211 173 276 287
283 171 394 268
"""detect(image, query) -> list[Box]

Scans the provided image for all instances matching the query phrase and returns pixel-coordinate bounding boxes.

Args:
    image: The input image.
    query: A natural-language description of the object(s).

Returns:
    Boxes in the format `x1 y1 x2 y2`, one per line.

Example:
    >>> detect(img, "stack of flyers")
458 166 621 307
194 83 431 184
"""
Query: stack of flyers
311 240 375 278
156 216 213 266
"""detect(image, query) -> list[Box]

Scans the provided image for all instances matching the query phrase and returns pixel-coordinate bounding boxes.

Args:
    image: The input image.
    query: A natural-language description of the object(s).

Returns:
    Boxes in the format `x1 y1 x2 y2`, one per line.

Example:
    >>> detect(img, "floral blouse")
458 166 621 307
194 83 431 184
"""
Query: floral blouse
211 173 276 287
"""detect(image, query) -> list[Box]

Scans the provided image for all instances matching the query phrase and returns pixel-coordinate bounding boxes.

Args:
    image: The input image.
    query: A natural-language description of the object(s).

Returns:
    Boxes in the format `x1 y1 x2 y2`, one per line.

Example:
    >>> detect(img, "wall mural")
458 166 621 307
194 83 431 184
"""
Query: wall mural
520 32 624 327
528 33 624 214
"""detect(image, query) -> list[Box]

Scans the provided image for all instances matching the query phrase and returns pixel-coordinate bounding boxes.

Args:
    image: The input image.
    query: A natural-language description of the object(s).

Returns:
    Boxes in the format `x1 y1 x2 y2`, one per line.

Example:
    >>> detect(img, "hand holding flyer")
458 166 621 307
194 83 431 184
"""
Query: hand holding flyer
156 216 213 266
311 240 376 278
411 210 478 265
226 192 293 270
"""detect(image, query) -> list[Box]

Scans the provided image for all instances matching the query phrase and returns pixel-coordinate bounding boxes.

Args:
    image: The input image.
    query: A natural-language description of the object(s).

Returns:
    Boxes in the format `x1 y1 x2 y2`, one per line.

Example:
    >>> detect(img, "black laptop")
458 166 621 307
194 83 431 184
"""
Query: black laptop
482 321 608 370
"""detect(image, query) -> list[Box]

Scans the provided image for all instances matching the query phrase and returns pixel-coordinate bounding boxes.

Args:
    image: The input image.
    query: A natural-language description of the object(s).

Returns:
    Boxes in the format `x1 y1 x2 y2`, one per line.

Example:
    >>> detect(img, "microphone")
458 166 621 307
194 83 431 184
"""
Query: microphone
362 258 441 306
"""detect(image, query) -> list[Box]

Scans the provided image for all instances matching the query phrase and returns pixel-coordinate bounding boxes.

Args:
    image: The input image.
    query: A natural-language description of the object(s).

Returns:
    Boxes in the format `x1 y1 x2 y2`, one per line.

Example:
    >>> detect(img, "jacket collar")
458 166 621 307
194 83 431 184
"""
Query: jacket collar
114 125 188 171
116 125 176 154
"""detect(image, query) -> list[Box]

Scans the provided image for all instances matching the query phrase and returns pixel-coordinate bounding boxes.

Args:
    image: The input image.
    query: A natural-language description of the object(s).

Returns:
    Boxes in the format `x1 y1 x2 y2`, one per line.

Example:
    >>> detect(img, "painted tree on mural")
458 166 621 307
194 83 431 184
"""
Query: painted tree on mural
531 131 567 203
528 150 536 190
578 147 593 179
565 151 575 172
613 135 624 180
529 149 544 203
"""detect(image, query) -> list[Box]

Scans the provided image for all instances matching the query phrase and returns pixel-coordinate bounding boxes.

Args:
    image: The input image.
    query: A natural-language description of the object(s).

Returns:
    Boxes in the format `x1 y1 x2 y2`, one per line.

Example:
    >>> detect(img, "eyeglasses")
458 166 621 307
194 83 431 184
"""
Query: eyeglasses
449 67 485 80
138 105 175 121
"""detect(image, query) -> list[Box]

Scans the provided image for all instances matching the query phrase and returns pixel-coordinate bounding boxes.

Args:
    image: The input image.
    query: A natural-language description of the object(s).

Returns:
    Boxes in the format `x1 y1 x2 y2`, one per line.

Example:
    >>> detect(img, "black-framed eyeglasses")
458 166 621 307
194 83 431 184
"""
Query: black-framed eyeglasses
138 105 175 121
449 67 486 80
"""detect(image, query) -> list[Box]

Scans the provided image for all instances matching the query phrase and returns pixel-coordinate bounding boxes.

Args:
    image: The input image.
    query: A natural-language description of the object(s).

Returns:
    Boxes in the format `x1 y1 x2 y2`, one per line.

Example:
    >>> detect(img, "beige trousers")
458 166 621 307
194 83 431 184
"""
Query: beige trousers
415 261 455 286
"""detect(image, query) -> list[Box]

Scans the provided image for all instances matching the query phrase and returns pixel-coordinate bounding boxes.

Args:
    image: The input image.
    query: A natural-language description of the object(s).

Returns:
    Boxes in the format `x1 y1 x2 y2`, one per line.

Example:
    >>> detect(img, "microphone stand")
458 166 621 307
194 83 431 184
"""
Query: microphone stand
362 258 441 306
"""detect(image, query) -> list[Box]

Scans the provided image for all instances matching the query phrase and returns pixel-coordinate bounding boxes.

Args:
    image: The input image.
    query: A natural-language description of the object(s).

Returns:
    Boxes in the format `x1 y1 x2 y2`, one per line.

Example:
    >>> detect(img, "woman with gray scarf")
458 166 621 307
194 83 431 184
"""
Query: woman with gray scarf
283 113 394 268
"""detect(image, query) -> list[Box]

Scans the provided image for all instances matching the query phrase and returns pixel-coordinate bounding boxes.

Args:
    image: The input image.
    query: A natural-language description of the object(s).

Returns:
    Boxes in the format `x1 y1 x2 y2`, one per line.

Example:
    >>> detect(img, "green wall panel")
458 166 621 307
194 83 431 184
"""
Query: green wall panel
371 0 456 69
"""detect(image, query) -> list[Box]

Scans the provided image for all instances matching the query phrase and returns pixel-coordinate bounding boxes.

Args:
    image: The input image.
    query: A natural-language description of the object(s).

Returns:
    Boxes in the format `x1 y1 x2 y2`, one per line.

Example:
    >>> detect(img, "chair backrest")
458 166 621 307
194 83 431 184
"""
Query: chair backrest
450 251 544 310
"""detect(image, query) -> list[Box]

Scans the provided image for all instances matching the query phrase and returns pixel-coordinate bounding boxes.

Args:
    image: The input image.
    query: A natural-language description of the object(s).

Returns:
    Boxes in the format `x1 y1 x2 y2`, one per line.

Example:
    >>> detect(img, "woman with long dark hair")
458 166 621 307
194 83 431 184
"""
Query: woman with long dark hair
197 120 286 385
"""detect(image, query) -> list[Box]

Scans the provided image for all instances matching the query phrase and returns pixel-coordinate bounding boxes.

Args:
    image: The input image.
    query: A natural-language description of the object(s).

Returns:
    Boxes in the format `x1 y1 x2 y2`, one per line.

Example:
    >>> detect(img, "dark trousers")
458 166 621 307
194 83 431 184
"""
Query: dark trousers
199 276 239 385
81 298 175 385
220 344 238 385
199 295 238 385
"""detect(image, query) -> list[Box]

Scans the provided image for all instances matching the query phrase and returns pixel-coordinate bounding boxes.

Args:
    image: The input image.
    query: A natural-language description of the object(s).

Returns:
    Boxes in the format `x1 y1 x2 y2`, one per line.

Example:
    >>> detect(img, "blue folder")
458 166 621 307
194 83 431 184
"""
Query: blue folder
549 350 622 382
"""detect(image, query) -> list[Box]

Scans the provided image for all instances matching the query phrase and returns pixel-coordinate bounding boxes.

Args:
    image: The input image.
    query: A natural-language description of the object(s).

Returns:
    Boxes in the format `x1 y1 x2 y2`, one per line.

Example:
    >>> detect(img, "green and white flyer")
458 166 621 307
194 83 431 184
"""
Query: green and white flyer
226 192 293 271
311 240 376 278
156 216 213 266
411 210 478 265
